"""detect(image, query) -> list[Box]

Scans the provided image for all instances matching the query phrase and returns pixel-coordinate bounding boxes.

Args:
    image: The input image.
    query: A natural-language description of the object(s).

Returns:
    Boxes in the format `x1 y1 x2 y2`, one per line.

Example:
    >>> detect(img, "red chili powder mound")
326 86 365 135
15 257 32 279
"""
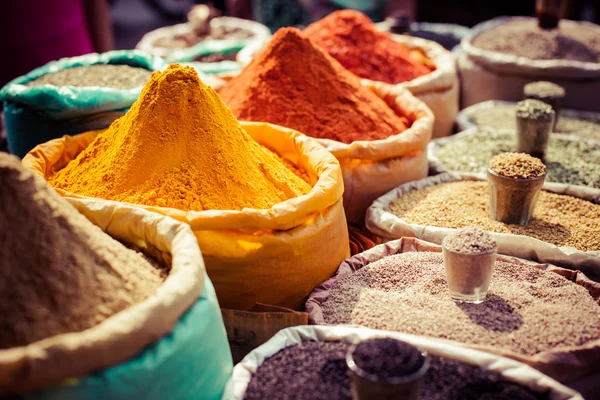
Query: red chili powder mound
219 28 410 144
304 10 434 84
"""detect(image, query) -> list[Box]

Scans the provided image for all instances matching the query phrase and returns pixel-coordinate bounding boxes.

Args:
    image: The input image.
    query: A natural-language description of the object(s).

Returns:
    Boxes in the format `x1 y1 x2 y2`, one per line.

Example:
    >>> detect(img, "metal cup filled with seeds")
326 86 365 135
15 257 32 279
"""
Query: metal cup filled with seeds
516 99 555 160
515 99 555 160
488 152 547 225
442 226 497 304
523 81 565 128
346 337 429 400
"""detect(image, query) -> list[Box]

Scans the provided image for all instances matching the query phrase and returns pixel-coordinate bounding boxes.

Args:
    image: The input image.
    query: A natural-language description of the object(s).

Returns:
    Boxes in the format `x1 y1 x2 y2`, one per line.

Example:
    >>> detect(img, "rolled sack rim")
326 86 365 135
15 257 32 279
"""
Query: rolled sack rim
315 81 434 161
0 203 205 394
461 16 600 78
22 121 345 232
304 236 600 383
0 50 167 118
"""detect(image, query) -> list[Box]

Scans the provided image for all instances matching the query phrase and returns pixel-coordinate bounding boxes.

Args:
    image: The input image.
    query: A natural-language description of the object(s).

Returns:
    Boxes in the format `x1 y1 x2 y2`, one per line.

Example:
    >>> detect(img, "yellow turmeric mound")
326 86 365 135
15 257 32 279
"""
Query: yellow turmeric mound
50 64 312 211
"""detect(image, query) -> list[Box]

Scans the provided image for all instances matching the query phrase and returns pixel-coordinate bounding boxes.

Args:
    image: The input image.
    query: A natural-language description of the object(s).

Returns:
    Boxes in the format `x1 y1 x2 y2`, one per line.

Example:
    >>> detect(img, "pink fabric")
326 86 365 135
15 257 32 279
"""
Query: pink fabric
1 1 94 87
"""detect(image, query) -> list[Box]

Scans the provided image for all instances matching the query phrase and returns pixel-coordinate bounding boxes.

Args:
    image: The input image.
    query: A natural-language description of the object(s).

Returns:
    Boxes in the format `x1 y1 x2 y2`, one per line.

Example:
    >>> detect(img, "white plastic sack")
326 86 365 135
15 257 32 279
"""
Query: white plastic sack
459 17 600 111
221 325 582 400
366 172 600 277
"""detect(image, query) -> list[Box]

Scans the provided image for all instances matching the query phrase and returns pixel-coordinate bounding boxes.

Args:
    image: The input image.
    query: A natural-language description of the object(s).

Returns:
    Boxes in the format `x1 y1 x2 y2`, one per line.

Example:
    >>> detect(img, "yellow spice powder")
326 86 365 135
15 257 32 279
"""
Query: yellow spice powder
50 64 312 211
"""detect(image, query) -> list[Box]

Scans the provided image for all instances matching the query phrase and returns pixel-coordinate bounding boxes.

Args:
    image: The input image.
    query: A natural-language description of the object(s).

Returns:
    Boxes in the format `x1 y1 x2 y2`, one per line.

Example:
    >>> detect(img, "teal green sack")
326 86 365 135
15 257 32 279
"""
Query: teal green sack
0 50 166 157
168 39 247 75
25 278 233 400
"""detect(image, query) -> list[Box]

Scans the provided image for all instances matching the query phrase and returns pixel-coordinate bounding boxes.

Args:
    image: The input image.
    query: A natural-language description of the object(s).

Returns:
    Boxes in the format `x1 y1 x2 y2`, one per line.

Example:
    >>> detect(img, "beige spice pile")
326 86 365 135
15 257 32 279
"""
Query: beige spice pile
387 180 600 251
0 153 165 349
322 252 600 356
489 152 547 179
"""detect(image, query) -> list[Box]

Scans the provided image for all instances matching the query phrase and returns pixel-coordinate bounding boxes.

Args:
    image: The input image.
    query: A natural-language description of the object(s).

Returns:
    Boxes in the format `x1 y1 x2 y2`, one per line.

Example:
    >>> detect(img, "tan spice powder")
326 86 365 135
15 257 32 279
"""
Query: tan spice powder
387 181 600 251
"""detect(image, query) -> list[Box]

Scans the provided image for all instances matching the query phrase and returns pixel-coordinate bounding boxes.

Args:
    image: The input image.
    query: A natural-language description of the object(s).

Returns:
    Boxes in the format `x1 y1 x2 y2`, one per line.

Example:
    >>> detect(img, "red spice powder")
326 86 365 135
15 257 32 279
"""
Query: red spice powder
219 28 410 144
304 10 434 84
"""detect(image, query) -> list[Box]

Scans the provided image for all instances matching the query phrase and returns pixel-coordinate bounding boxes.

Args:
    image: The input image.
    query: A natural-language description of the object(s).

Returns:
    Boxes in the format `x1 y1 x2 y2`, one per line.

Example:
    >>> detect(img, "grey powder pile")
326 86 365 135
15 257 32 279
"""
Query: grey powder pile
26 65 152 89
0 153 164 349
443 226 496 254
322 252 600 356
434 130 600 188
243 340 548 400
472 19 600 62
468 104 600 140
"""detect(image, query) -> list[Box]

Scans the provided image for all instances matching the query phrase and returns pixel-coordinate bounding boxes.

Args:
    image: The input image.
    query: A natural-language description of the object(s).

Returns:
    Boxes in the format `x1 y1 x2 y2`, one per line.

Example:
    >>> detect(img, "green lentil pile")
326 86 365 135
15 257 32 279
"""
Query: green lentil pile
26 65 152 89
386 180 600 251
467 104 600 140
433 130 600 188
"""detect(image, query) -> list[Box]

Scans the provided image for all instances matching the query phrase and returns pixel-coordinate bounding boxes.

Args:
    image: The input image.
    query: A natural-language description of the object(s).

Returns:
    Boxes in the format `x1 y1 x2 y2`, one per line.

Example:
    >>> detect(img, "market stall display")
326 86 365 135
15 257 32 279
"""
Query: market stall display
0 51 165 158
366 173 600 275
306 238 600 383
219 28 433 222
301 10 459 138
0 154 232 400
457 100 600 141
223 325 583 399
23 64 349 313
429 128 600 188
459 16 600 110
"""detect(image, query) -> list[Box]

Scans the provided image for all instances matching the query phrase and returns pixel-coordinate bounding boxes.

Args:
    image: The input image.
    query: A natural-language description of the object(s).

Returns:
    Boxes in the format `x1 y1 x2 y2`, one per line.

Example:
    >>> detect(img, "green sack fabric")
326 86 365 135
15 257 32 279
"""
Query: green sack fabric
167 39 247 75
24 277 233 400
0 50 166 157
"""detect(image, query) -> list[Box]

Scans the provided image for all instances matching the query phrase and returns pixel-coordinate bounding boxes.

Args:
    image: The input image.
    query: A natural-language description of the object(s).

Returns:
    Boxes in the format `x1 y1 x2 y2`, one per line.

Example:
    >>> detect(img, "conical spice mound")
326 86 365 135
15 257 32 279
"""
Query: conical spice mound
219 27 410 144
50 64 311 211
0 153 163 349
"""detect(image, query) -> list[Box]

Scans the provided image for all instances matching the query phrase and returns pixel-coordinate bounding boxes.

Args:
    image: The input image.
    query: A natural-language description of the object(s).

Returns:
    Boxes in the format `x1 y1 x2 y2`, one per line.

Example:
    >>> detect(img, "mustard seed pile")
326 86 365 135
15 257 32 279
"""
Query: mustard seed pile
443 226 496 254
25 65 152 89
489 153 546 179
387 180 600 251
321 252 600 356
0 153 164 349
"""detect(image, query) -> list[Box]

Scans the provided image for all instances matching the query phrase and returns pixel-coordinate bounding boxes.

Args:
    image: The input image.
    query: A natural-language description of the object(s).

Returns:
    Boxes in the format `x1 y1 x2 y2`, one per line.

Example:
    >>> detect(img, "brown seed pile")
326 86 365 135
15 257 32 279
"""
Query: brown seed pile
443 226 497 254
523 81 565 99
0 153 164 349
26 65 152 89
322 252 600 356
387 180 600 251
472 19 600 62
515 100 554 121
489 152 547 179
193 51 239 63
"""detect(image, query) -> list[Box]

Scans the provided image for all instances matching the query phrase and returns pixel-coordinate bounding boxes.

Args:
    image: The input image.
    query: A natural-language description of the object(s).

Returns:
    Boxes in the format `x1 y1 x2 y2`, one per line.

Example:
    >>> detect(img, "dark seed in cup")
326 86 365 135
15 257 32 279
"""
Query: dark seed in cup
243 339 549 400
25 65 152 90
321 252 600 355
352 338 425 379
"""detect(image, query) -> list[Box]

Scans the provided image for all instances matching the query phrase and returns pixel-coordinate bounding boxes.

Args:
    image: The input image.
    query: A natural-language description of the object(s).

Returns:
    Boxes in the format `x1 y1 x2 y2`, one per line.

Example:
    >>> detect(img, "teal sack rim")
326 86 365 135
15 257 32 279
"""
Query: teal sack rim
0 50 166 118
166 39 247 73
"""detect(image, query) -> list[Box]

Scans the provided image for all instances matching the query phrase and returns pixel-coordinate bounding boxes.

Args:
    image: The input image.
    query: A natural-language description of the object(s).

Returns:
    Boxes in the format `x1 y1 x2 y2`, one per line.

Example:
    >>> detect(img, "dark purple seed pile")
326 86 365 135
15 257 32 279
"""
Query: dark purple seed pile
243 341 549 400
352 338 424 379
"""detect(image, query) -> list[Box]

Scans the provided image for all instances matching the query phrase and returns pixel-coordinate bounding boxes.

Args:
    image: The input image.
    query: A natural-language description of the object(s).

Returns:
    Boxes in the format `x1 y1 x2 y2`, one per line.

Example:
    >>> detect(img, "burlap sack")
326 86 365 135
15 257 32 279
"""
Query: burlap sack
459 17 600 110
366 173 600 278
22 121 349 312
305 237 600 384
0 202 232 399
222 324 583 400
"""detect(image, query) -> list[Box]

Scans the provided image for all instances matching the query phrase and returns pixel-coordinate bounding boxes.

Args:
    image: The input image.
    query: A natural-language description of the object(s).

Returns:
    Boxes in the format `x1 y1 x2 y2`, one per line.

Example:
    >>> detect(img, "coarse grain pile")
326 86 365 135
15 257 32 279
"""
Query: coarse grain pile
524 81 565 100
387 181 600 251
489 153 546 179
243 340 548 400
468 104 600 140
321 252 600 356
0 153 164 349
515 100 554 122
219 28 410 144
50 64 311 211
304 10 434 84
25 65 152 89
433 130 600 188
443 226 497 254
472 19 600 62
352 338 425 378
155 25 253 49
